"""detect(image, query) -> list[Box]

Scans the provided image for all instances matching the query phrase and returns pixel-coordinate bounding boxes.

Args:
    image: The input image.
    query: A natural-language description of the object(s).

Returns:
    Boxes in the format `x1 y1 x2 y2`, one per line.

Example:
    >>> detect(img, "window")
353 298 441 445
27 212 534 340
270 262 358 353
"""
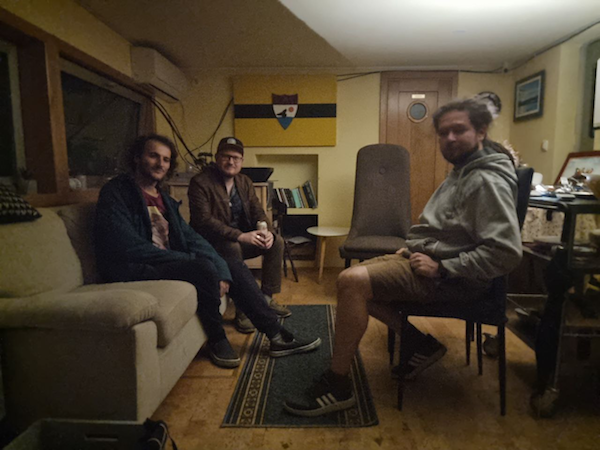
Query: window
0 39 25 184
61 59 145 189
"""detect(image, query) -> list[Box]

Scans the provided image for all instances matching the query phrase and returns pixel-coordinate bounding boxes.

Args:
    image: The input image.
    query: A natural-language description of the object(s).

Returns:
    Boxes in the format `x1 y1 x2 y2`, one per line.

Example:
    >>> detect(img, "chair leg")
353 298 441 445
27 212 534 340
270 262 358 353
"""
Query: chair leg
465 321 472 366
476 323 483 376
388 327 395 365
345 259 351 268
498 324 507 416
283 240 299 282
397 314 409 411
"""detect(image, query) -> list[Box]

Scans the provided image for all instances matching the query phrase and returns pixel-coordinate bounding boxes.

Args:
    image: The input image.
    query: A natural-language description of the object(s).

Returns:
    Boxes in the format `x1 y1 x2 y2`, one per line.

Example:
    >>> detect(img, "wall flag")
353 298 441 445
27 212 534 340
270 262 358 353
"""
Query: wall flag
234 75 337 147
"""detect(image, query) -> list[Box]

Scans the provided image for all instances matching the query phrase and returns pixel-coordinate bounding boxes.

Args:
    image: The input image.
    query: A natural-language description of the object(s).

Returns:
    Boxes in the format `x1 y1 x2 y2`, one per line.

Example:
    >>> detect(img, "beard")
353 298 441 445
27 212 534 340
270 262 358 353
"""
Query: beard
441 143 480 166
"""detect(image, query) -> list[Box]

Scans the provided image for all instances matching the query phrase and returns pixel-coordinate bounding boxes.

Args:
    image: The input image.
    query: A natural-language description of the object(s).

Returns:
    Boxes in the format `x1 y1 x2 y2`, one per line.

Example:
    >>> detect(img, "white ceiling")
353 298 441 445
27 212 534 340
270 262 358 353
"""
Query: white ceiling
80 0 600 73
280 0 600 70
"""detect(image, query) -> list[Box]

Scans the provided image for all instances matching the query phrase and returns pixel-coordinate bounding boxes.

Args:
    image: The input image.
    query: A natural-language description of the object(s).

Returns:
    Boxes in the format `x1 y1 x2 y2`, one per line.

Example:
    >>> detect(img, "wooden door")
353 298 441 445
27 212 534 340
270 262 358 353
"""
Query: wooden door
380 72 457 224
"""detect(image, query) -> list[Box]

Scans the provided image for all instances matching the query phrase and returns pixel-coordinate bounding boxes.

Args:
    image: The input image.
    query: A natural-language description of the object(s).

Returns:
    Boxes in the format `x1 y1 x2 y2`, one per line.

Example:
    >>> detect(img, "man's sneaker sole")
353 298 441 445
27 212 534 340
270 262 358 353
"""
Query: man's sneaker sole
283 395 356 417
269 337 322 358
404 345 447 381
209 351 241 368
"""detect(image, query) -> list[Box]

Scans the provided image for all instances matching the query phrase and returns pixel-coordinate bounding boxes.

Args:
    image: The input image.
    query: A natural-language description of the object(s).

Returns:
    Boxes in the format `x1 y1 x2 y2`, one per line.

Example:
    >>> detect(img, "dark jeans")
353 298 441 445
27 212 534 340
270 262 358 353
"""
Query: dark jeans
212 234 284 297
136 259 281 344
535 250 573 392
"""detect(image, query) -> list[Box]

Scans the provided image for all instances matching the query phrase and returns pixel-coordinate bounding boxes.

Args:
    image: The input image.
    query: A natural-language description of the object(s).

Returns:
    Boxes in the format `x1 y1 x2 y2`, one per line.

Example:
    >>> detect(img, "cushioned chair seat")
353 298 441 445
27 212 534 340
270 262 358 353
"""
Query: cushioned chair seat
76 280 197 348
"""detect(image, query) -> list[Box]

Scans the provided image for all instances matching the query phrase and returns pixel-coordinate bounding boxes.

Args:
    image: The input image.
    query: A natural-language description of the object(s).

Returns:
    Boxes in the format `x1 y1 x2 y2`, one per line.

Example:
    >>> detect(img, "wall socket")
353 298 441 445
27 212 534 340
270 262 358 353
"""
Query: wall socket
541 140 549 152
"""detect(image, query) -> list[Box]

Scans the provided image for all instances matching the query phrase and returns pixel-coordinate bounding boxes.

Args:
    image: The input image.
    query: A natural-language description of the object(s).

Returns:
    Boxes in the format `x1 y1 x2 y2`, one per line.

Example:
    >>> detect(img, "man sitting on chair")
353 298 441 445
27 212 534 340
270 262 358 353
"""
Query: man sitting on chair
188 137 290 334
284 98 523 417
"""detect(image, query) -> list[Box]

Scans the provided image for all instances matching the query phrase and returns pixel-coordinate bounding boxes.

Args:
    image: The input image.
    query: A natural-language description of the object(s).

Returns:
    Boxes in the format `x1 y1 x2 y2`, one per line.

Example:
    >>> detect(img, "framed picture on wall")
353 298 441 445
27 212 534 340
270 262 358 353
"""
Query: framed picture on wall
514 70 545 122
555 151 600 184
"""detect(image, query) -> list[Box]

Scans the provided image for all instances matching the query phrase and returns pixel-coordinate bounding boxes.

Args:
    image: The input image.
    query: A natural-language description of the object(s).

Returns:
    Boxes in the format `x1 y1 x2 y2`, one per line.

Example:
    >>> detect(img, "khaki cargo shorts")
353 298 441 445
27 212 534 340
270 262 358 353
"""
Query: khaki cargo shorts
359 254 487 304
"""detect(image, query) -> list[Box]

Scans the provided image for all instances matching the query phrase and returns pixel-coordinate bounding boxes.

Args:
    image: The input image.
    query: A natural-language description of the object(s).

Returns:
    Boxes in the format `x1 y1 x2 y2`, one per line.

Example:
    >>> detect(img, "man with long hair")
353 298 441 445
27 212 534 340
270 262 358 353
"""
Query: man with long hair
94 134 320 368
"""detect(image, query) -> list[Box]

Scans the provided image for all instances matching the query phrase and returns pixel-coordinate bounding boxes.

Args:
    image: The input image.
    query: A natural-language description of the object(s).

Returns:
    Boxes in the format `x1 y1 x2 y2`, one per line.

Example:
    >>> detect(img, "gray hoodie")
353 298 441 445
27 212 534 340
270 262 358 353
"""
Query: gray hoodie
406 148 522 284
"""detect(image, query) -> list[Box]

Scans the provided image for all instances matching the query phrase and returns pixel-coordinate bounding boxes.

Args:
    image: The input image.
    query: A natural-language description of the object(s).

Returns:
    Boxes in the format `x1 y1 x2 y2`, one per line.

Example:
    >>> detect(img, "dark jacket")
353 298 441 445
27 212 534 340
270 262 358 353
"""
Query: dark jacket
188 164 271 244
94 174 232 283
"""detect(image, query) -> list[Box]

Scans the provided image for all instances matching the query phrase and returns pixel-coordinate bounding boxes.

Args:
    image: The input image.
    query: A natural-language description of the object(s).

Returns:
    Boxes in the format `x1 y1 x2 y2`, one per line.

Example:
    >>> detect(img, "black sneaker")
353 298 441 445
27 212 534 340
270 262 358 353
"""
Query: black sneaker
283 372 356 417
269 328 321 357
208 338 241 368
392 334 447 381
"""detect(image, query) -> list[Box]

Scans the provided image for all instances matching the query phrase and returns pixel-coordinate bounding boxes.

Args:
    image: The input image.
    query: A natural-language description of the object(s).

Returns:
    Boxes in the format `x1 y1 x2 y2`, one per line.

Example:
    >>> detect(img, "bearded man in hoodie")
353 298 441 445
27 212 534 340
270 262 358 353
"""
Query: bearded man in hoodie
284 98 523 417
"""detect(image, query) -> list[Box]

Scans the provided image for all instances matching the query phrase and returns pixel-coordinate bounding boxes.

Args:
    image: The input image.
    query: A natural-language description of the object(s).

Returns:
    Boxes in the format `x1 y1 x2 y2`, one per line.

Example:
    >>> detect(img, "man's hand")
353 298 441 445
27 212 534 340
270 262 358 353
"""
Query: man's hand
238 231 267 248
219 280 230 297
396 247 412 258
409 252 441 278
261 230 274 249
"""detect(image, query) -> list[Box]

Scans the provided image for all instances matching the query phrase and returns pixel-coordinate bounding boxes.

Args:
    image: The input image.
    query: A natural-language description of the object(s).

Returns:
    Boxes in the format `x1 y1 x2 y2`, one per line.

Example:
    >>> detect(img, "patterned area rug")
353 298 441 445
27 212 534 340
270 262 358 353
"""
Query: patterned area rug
222 305 378 428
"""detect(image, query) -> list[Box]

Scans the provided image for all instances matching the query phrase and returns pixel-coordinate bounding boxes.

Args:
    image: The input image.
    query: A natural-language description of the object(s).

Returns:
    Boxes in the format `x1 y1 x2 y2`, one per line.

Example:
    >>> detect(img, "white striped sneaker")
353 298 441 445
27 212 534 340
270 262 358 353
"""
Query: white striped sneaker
283 373 356 417
393 334 447 381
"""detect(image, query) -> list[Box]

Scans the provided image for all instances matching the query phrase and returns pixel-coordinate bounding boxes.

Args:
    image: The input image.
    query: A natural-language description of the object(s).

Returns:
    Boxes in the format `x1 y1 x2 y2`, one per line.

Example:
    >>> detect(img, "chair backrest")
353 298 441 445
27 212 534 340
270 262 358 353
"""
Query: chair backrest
515 167 534 230
349 144 411 238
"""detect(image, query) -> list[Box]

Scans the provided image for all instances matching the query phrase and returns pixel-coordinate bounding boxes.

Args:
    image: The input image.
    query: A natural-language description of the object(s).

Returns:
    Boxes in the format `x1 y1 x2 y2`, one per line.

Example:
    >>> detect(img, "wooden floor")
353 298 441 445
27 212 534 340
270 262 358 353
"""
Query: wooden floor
153 268 600 450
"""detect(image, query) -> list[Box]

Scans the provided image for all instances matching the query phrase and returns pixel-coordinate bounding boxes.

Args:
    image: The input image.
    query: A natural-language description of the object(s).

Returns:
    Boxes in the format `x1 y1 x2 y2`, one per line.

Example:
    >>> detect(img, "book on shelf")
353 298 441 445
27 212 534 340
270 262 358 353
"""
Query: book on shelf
302 181 318 208
284 188 296 208
291 188 303 208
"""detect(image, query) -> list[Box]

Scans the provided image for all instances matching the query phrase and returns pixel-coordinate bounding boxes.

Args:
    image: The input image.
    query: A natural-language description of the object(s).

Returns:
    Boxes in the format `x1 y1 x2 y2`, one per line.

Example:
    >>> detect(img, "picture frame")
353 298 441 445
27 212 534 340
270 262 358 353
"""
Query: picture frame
514 70 545 122
554 151 600 184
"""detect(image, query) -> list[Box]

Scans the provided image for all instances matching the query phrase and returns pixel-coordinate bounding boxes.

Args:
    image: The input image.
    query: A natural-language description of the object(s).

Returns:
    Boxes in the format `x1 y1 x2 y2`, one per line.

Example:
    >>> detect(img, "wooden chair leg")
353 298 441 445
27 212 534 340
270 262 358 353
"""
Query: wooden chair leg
465 321 472 366
498 324 506 416
388 327 395 365
476 322 483 375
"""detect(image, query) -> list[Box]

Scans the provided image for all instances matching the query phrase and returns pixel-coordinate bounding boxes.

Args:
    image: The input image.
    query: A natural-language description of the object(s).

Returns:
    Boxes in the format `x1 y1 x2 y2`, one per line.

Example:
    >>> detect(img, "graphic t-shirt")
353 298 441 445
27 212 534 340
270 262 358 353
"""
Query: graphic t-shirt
142 190 170 250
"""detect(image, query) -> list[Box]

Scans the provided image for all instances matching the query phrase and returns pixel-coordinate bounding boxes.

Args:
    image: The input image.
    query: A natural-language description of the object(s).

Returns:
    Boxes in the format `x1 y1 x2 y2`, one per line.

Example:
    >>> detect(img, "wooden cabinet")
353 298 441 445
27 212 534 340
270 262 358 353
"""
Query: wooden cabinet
168 179 271 268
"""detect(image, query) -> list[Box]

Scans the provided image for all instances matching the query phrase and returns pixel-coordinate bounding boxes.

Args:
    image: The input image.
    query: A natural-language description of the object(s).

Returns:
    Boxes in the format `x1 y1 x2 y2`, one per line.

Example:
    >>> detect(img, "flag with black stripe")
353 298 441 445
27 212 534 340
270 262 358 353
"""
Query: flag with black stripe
234 75 337 146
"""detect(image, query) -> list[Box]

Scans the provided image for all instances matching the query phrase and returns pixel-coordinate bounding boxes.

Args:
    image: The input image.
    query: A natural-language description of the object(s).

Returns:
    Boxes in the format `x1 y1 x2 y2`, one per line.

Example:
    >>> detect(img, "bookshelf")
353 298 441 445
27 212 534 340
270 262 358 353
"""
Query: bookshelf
255 154 318 209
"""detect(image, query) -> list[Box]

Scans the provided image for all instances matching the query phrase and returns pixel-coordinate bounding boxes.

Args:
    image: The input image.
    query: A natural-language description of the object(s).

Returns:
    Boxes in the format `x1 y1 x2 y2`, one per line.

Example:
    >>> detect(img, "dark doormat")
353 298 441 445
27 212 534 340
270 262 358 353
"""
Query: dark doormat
222 305 379 428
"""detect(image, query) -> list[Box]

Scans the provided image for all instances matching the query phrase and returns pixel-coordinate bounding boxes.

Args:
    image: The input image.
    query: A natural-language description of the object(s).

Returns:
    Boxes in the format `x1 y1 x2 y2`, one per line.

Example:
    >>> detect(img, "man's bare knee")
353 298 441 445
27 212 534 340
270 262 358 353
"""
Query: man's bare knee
337 266 372 300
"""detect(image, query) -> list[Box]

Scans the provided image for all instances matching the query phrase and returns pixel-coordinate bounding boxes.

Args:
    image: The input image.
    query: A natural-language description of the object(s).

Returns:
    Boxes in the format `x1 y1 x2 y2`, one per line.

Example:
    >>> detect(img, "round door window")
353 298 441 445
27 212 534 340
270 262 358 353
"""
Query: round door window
407 101 428 123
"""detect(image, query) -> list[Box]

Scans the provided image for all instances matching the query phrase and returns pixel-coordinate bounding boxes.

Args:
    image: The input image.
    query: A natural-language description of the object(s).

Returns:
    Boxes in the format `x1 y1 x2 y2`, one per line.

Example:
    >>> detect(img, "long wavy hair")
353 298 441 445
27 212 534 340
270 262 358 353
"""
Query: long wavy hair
122 134 178 185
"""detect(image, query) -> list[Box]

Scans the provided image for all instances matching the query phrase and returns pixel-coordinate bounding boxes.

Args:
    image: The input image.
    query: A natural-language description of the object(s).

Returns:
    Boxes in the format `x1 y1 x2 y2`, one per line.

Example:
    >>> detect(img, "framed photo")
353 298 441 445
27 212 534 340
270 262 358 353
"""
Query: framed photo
555 151 600 184
514 70 545 121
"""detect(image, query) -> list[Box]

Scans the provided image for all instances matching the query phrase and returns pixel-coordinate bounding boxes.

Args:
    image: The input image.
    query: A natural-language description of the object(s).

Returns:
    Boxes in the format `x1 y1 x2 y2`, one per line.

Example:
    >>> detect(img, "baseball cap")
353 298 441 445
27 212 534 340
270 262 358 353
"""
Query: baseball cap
216 137 244 156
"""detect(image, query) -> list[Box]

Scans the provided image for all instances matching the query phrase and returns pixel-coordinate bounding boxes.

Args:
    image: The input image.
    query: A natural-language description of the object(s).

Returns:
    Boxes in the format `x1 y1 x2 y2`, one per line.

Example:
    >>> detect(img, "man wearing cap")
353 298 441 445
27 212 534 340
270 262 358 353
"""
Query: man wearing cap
95 134 321 369
189 137 289 334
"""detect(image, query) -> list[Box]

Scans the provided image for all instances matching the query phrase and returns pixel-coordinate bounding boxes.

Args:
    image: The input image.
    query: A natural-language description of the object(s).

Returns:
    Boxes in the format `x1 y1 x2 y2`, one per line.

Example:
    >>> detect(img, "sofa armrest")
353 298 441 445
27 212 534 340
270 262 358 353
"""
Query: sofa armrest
0 290 158 331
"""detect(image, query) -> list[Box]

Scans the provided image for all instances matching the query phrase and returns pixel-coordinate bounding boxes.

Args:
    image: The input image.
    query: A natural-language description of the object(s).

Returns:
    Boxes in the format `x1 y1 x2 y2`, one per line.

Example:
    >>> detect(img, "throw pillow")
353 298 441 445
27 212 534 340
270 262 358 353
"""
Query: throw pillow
0 184 42 224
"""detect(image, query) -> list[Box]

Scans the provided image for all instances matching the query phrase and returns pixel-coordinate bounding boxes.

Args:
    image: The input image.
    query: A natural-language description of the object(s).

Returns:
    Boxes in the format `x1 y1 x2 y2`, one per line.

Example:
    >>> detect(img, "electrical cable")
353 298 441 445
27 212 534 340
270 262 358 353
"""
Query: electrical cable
190 97 234 155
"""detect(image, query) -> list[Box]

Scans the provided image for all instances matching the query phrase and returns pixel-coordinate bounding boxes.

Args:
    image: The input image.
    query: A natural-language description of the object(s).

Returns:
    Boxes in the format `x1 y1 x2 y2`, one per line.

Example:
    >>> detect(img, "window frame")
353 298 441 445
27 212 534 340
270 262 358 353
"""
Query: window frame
0 38 25 182
0 7 155 206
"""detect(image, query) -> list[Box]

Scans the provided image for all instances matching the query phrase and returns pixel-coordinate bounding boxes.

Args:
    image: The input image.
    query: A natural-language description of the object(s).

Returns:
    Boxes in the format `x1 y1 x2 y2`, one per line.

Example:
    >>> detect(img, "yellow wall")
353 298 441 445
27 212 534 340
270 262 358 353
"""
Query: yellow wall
0 0 132 76
457 71 513 143
160 71 380 267
509 48 561 182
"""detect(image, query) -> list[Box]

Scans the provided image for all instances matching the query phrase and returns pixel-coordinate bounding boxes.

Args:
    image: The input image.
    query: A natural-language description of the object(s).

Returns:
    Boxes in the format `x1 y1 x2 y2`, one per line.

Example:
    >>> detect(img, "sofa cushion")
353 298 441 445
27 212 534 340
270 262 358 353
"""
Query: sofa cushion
76 280 197 347
56 203 99 285
0 289 157 330
0 184 41 224
0 209 83 298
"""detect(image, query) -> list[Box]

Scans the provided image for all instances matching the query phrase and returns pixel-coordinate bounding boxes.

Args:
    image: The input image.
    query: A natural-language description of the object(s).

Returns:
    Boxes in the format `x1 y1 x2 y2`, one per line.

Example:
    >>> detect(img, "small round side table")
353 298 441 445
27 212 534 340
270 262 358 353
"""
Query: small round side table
306 226 350 283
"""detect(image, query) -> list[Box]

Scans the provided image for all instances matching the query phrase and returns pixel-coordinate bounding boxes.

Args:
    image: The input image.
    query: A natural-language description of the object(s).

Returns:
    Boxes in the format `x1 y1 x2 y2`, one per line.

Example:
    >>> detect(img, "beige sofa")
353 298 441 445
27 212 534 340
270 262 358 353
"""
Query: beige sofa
0 203 225 431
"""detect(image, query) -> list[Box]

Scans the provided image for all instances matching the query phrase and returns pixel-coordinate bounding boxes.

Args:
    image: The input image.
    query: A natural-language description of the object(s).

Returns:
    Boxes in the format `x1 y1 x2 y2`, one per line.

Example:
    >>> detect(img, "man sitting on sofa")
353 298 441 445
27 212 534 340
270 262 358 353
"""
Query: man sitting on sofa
188 137 290 334
94 134 321 368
